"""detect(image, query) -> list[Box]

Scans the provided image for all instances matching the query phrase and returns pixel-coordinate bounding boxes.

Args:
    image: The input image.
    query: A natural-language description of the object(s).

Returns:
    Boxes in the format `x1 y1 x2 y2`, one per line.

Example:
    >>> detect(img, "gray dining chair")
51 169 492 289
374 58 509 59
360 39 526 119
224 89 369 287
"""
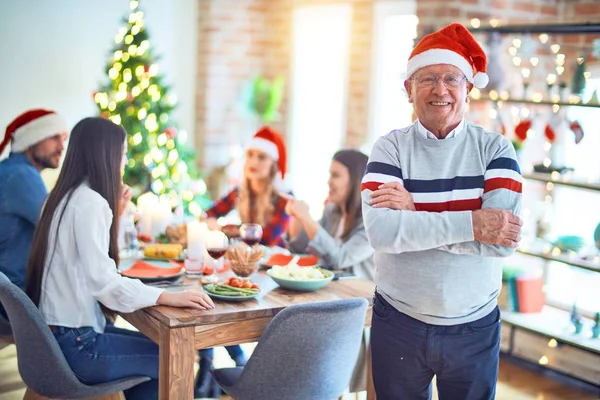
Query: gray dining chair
0 272 150 399
211 297 369 400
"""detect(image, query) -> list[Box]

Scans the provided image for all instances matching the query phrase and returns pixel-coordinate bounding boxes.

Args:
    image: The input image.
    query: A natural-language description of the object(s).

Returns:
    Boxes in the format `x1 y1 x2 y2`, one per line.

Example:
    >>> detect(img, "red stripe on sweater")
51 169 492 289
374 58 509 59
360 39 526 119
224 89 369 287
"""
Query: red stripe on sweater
484 178 522 194
415 198 482 212
361 181 382 192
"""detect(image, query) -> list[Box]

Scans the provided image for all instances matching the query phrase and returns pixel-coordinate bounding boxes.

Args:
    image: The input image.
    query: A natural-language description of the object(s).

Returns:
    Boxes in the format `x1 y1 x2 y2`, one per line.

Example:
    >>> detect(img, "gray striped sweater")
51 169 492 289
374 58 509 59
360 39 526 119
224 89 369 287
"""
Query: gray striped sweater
361 120 522 325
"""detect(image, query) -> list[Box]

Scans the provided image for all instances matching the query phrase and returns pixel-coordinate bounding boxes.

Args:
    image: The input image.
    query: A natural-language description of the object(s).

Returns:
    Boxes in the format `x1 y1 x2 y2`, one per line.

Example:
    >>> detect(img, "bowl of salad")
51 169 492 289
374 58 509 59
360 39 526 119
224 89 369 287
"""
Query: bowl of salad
267 264 334 292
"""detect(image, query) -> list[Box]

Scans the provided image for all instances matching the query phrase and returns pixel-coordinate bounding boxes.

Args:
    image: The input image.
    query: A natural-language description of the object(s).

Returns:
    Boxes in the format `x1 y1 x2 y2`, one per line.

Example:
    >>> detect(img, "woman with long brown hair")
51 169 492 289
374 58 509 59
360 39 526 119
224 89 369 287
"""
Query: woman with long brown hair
26 117 214 400
205 126 290 247
285 149 374 280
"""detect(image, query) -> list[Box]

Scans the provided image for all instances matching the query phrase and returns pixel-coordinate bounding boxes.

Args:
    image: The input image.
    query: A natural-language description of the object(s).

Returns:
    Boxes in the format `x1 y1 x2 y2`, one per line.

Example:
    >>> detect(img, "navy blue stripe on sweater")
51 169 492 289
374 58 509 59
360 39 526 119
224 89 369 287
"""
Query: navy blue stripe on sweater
365 162 403 179
487 157 521 173
405 175 484 193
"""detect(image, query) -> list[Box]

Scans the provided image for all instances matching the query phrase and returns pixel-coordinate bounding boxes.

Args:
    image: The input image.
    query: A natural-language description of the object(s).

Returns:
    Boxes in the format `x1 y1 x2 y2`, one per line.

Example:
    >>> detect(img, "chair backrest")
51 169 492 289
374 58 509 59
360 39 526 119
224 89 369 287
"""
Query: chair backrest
236 297 369 400
0 272 90 396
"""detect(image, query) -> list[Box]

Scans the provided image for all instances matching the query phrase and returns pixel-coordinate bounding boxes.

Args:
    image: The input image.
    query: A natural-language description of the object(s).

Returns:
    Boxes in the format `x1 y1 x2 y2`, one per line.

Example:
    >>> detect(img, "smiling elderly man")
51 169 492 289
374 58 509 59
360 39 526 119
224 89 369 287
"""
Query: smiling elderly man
0 109 68 303
361 23 523 399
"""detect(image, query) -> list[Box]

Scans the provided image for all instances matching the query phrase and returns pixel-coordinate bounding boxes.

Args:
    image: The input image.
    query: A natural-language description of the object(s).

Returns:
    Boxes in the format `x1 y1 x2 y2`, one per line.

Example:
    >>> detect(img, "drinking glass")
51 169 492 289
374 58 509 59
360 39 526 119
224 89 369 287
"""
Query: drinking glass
239 223 263 247
205 230 229 283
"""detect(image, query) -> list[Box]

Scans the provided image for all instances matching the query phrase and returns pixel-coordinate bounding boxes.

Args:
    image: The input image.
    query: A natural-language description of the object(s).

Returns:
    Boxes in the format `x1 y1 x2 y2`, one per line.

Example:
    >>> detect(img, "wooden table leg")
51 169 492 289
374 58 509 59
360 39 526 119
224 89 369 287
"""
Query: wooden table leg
158 326 195 400
366 339 376 400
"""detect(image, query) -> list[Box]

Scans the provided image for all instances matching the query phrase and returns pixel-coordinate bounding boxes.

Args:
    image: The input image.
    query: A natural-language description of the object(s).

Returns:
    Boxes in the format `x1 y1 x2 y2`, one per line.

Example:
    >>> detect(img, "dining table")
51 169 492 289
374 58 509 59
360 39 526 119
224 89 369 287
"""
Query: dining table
119 269 376 400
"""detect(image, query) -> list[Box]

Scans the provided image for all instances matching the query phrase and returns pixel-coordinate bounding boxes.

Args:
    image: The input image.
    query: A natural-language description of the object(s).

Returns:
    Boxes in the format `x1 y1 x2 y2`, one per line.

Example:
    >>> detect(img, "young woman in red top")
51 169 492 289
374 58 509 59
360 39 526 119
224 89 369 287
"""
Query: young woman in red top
205 126 290 247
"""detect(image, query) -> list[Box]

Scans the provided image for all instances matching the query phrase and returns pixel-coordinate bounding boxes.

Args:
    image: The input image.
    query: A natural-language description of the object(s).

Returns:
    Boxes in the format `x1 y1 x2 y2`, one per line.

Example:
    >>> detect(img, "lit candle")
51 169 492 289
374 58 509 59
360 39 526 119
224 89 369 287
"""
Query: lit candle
151 198 172 238
187 221 205 261
136 192 158 237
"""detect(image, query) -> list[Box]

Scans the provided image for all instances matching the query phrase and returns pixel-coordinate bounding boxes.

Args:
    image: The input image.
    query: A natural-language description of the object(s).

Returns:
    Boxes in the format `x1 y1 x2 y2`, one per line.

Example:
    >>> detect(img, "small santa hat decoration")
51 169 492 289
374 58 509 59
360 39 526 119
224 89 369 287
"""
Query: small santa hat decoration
406 23 489 88
544 124 556 143
1 109 68 155
514 120 532 142
247 126 287 179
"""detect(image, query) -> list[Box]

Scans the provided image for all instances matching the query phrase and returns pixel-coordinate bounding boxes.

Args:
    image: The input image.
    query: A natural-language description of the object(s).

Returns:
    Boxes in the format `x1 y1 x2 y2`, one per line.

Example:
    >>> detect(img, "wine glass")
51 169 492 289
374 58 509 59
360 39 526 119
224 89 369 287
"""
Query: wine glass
205 230 228 284
240 223 263 247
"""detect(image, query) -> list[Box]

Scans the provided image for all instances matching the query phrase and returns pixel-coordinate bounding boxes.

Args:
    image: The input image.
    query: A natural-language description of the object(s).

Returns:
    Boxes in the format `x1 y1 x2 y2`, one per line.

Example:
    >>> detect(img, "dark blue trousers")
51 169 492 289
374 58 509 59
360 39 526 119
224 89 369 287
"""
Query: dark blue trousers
371 292 500 400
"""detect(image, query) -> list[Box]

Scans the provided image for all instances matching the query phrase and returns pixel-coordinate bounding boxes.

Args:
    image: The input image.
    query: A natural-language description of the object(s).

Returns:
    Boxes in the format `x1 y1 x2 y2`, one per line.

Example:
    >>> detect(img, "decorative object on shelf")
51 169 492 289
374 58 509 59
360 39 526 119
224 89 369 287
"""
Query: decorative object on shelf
544 123 556 143
514 119 531 145
594 222 600 251
592 312 600 339
571 55 587 97
586 90 600 106
484 32 511 94
570 304 584 334
535 217 551 240
569 121 584 144
515 275 545 313
552 235 586 253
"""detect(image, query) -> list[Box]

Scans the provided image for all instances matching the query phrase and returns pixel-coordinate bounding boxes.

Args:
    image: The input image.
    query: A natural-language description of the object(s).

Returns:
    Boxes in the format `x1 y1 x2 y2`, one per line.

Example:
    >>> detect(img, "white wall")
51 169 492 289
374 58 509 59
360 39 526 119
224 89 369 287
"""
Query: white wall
0 0 198 158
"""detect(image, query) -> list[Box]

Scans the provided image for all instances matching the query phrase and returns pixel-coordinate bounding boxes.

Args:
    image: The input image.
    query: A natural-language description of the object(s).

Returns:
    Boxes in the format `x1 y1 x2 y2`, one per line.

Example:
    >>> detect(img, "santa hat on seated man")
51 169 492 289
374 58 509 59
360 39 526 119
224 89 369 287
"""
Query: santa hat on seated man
0 109 68 155
406 23 489 89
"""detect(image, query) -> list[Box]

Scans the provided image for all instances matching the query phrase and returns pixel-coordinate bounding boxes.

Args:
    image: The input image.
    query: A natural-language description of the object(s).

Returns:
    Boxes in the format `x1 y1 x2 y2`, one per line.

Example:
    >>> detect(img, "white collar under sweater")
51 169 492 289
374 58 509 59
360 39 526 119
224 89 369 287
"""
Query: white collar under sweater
416 119 465 140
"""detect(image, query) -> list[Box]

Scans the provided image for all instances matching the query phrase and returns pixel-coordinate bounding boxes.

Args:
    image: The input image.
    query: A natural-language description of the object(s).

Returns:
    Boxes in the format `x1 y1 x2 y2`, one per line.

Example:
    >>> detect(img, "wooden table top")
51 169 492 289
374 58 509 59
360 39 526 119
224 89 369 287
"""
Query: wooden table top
144 271 376 328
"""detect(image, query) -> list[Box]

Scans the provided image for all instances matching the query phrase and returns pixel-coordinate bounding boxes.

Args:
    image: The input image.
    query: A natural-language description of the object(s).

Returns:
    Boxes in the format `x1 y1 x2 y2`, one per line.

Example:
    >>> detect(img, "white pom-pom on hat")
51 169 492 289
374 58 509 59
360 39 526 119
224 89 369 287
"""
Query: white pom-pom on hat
473 72 489 88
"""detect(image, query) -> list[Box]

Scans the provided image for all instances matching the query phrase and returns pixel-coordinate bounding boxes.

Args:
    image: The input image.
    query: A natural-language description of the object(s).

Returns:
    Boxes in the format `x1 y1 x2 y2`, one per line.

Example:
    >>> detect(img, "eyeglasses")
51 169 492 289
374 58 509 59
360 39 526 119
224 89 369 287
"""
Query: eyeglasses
410 73 467 89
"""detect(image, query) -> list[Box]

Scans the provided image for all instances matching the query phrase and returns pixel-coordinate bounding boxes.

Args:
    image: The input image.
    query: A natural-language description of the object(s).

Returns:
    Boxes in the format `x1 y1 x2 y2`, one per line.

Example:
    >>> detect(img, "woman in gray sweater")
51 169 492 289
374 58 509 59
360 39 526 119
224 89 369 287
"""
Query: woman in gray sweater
285 149 374 280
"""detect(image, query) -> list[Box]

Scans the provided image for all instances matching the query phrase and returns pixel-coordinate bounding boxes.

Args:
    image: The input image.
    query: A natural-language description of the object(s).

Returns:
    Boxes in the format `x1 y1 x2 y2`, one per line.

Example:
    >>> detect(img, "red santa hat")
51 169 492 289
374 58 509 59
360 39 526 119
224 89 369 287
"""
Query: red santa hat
1 109 68 154
247 126 287 179
406 23 489 88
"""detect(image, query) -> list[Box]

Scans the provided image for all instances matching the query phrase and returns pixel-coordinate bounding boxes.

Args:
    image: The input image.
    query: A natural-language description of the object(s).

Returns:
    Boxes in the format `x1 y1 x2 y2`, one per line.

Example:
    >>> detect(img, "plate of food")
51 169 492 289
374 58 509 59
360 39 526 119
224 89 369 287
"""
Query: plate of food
143 243 184 261
120 259 184 282
203 278 261 302
267 264 334 292
261 253 319 268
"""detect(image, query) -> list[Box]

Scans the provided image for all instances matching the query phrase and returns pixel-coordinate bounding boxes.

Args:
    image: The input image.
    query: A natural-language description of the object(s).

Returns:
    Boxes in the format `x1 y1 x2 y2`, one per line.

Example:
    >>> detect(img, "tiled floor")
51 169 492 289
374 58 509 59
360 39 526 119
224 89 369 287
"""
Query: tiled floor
1 341 598 400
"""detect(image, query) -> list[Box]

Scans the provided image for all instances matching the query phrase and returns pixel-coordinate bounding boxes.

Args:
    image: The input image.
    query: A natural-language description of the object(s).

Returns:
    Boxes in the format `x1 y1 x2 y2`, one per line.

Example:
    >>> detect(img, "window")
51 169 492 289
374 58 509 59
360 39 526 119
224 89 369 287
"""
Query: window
365 1 418 153
287 4 352 218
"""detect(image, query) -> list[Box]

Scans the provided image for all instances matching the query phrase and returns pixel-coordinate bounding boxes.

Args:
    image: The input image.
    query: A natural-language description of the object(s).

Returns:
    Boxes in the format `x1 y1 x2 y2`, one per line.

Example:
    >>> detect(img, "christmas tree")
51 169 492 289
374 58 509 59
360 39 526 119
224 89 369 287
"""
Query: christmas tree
93 0 210 216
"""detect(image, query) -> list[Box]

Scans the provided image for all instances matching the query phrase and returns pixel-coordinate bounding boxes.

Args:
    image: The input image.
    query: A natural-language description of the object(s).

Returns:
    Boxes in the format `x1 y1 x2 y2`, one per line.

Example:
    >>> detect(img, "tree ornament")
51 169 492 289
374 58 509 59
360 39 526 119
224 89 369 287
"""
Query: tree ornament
164 127 177 139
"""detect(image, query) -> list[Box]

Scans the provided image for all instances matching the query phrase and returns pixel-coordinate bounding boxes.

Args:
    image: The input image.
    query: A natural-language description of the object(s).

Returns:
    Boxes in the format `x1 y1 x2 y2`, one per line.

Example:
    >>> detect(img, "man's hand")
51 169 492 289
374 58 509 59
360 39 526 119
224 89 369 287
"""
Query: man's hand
118 185 132 216
472 209 523 247
370 182 416 210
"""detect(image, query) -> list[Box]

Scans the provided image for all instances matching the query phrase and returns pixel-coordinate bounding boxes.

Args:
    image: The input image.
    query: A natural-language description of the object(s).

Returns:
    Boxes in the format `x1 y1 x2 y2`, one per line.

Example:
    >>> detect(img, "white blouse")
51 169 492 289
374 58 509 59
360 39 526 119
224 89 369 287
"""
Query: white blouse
39 183 163 333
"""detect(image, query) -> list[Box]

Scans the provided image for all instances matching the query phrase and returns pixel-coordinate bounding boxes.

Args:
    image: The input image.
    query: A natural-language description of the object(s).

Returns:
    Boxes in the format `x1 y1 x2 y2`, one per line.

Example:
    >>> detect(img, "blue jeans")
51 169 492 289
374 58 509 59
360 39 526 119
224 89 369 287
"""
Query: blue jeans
371 292 500 400
53 324 159 400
